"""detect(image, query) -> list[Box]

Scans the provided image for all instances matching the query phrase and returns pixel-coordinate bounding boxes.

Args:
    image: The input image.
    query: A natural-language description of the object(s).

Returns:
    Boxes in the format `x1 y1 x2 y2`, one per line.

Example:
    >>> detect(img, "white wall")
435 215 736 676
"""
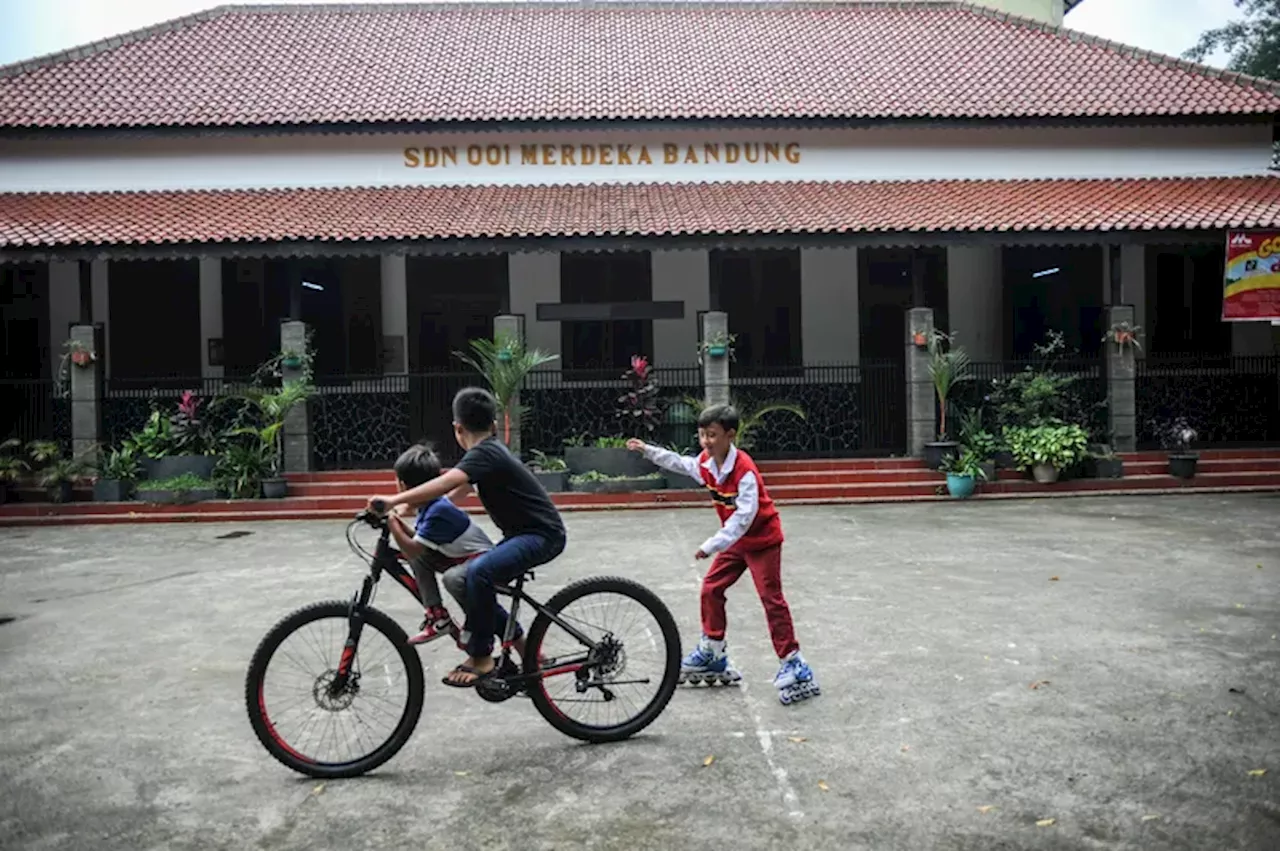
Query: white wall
47 261 79 379
800 248 860 365
198 258 223 378
651 250 709 366
509 252 561 359
1 123 1269 193
380 255 408 373
947 246 1002 361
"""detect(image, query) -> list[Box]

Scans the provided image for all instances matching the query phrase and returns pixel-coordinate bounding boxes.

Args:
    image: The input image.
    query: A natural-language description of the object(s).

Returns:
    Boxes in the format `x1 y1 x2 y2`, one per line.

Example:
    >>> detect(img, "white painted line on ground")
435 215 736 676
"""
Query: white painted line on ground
741 680 805 819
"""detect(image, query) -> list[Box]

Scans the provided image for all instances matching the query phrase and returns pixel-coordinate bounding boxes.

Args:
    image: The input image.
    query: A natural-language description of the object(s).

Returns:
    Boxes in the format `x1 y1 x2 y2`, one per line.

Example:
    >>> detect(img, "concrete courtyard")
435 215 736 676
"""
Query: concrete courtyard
1 494 1278 851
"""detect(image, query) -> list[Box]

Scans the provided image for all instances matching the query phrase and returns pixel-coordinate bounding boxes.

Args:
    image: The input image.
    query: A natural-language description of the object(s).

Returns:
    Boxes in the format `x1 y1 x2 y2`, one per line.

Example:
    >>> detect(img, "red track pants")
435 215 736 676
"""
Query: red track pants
700 543 799 659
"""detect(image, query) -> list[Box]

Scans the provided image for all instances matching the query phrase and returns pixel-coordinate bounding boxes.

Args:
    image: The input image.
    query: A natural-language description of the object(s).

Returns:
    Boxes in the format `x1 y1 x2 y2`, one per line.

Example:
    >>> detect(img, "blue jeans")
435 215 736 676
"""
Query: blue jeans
464 532 566 658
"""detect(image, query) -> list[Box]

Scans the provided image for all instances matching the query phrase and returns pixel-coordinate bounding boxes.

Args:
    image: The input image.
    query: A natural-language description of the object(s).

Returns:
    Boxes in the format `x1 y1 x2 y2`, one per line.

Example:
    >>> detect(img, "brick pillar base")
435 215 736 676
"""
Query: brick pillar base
1104 305 1137 452
702 311 730 407
280 320 312 473
906 308 935 457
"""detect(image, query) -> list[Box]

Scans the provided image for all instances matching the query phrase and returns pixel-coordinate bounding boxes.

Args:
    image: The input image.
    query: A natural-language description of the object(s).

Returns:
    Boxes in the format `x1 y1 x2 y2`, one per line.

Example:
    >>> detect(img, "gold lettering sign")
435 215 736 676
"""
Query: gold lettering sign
403 142 801 168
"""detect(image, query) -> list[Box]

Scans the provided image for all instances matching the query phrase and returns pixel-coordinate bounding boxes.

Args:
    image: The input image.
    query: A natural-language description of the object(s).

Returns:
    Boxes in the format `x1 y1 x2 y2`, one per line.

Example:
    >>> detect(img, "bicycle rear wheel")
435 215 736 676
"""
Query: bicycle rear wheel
525 576 681 743
245 600 424 778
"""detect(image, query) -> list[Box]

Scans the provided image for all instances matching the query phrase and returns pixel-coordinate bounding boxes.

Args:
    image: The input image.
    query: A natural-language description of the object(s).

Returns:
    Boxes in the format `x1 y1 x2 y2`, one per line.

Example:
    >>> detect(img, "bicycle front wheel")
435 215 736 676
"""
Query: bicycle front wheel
245 600 424 778
525 576 681 743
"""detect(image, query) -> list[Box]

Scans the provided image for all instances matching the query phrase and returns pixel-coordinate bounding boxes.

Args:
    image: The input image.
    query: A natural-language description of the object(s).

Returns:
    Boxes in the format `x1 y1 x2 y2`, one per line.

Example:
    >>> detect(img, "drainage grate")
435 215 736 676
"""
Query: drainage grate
216 531 253 540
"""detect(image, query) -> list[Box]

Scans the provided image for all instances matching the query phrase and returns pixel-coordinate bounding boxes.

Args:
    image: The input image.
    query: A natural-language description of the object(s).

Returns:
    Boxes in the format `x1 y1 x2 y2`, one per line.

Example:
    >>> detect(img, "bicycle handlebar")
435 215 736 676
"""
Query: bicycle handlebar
369 498 389 515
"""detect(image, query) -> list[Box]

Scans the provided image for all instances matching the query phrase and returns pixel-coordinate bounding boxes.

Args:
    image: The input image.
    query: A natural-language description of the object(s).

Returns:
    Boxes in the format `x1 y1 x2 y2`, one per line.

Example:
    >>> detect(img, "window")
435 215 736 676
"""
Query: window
710 249 802 375
560 252 653 370
1146 245 1231 357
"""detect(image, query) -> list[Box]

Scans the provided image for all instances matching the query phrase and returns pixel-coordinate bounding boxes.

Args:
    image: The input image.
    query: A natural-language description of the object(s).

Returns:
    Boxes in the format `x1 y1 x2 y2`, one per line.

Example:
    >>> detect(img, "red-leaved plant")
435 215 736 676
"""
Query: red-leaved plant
617 355 661 438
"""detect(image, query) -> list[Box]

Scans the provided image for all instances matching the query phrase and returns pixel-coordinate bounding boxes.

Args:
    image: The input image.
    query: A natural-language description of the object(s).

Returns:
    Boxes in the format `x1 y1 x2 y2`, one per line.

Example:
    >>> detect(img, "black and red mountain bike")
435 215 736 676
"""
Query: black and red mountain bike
245 509 682 778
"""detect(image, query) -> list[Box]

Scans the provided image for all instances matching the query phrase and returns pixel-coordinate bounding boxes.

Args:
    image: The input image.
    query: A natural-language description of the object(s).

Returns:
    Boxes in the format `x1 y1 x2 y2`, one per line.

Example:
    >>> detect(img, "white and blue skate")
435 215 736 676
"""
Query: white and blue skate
774 652 820 705
680 637 742 686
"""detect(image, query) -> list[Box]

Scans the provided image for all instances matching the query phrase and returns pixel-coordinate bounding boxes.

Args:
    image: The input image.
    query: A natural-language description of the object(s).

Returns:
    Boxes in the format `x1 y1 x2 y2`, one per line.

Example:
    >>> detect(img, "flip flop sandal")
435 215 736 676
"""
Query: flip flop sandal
441 663 497 689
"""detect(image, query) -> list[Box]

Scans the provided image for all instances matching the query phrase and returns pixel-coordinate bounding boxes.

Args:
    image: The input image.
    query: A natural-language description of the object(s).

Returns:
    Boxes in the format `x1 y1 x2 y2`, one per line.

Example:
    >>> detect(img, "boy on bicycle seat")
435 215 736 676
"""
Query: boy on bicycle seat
386 442 492 647
626 404 819 705
369 387 567 688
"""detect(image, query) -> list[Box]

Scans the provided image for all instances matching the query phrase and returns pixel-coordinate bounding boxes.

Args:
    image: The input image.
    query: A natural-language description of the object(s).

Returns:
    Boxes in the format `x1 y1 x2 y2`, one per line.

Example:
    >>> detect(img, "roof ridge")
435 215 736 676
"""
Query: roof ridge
0 5 237 80
952 1 1280 97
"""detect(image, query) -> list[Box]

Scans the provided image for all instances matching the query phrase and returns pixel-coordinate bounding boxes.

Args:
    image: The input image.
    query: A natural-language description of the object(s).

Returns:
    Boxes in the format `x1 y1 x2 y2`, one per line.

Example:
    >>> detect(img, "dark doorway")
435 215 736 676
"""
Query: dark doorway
710 249 802 376
1002 246 1103 357
109 259 201 378
858 248 947 364
1146 243 1231 356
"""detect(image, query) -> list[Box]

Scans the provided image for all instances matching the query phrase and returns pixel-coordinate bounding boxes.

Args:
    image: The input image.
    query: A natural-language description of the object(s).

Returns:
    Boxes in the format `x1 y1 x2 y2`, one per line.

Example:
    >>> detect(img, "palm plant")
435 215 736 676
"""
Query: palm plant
222 381 315 477
927 330 973 441
454 335 559 445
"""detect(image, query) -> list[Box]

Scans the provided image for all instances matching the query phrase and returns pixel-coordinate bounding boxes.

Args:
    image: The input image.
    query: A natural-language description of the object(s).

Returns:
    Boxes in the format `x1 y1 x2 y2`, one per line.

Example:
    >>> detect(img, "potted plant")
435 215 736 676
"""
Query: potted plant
1083 443 1124 479
940 448 988 499
698 330 737 359
136 473 218 505
93 446 140 502
280 347 305 371
526 450 569 493
455 333 559 447
1102 321 1143 354
924 330 972 470
224 380 315 498
564 356 663 480
569 470 665 494
213 441 272 499
566 435 658 478
958 408 998 484
1005 422 1089 484
1162 418 1199 479
36 449 90 503
128 392 218 481
0 438 29 505
66 338 97 368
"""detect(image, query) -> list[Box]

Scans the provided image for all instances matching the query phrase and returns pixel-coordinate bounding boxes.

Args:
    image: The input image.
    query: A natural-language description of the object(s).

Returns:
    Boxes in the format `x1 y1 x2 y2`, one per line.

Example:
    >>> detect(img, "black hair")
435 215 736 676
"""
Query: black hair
452 386 498 434
394 442 442 488
697 404 740 433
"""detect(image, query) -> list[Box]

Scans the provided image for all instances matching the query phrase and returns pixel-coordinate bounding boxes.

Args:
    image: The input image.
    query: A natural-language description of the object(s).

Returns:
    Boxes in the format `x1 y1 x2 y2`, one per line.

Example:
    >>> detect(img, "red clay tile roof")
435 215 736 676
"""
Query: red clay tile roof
3 177 1278 247
1 2 1278 130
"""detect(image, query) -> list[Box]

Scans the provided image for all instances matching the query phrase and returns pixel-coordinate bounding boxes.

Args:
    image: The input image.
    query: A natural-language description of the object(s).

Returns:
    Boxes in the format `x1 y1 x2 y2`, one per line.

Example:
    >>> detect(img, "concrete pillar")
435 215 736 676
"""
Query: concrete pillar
906 307 935 457
1103 305 1137 452
493 314 524 453
702 311 730 407
91 260 110 378
280 320 312 473
509 252 561 359
198 258 223 379
651 249 708 365
800 247 859 365
946 246 1002 362
380 254 408 373
68 324 101 461
48 262 79 380
1119 245 1146 358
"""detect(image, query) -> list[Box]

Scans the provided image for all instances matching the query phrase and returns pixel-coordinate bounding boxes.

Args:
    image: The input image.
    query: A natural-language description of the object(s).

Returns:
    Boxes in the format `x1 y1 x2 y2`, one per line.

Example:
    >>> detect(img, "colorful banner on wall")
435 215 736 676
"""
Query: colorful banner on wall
1224 231 1280 321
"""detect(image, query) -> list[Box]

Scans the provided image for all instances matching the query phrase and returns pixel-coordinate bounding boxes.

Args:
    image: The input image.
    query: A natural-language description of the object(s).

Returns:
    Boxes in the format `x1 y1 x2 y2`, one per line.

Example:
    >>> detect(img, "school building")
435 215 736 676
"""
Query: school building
2 0 1279 468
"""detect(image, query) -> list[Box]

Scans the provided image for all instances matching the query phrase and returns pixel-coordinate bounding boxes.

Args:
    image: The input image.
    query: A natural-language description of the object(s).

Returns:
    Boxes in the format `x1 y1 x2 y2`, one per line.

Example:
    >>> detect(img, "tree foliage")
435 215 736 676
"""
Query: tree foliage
1184 0 1280 82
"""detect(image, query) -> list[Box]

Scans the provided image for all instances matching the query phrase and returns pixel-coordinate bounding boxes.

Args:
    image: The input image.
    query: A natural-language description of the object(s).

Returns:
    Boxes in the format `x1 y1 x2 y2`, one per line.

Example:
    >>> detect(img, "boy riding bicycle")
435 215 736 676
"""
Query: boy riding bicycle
369 387 567 688
627 404 819 705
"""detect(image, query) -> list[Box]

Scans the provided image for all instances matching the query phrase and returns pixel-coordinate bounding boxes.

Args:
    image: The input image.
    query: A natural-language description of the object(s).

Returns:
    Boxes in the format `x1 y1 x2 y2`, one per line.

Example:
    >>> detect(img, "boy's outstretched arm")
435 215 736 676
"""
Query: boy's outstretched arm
368 468 469 514
625 438 701 480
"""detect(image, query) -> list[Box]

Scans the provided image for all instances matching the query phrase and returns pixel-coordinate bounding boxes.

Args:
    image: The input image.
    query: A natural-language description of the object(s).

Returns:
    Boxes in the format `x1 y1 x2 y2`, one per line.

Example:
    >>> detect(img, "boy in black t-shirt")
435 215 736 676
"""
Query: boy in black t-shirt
369 387 566 687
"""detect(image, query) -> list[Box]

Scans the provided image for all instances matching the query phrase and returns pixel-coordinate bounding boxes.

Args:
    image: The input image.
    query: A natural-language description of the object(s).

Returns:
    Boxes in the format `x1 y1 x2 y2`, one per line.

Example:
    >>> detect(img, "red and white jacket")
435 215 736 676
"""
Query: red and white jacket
642 443 784 555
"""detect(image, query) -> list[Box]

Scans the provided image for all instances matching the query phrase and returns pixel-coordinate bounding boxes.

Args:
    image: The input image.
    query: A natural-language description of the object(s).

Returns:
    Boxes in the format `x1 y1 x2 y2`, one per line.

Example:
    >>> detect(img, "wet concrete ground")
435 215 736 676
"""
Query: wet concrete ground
1 494 1279 850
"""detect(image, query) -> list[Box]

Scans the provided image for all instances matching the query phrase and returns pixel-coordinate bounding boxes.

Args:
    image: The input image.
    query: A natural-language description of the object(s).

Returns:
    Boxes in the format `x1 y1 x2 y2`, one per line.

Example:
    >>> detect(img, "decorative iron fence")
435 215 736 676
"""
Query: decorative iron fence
725 361 906 457
521 365 704 455
1137 354 1280 447
310 374 415 470
0 378 69 451
102 376 247 449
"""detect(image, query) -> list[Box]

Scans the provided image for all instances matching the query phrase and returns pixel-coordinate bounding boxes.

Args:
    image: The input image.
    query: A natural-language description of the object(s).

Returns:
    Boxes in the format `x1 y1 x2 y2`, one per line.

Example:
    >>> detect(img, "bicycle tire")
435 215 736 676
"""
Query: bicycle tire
245 600 425 778
525 576 681 743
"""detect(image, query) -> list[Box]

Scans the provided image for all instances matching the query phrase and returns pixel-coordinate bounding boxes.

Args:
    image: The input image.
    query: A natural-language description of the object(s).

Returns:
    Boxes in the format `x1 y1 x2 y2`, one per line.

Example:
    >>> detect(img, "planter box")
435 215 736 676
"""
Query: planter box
1084 457 1124 479
570 476 666 495
142 455 216 481
532 471 569 493
136 487 219 505
261 478 289 499
978 462 996 485
663 469 702 490
923 441 959 472
993 449 1017 470
1169 454 1198 479
565 446 656 478
46 481 73 503
946 473 976 499
93 479 133 502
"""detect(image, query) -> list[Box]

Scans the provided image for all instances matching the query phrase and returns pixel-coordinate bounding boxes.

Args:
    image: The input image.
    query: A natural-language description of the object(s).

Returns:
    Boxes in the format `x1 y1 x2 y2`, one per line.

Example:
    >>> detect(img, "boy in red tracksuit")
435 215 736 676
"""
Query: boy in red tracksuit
627 404 819 705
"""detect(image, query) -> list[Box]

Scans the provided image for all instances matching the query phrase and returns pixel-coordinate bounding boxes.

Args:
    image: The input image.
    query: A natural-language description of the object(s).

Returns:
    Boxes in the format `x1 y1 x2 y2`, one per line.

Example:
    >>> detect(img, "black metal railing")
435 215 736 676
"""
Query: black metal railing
0 378 68 450
951 357 1107 441
725 361 906 457
521 365 704 454
1137 354 1280 447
